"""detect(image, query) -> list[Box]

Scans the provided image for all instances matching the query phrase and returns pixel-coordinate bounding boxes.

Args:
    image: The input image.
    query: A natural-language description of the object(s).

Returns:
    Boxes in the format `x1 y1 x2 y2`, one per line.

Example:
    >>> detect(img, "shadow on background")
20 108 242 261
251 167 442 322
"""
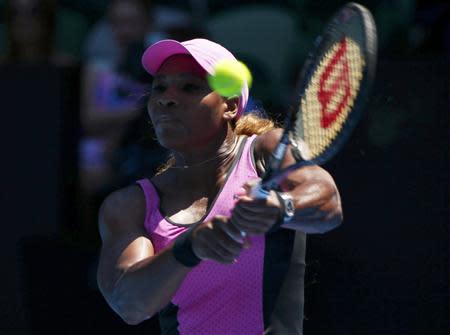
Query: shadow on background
0 64 161 334
304 59 449 335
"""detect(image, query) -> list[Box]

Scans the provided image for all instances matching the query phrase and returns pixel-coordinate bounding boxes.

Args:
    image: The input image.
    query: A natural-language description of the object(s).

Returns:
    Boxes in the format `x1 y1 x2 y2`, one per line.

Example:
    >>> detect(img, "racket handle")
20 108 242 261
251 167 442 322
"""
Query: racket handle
262 134 290 184
250 182 271 200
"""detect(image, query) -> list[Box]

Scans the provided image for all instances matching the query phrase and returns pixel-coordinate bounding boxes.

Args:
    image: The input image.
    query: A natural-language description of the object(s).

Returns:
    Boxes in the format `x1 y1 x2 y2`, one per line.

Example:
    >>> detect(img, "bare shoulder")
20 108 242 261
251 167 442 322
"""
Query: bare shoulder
98 184 146 241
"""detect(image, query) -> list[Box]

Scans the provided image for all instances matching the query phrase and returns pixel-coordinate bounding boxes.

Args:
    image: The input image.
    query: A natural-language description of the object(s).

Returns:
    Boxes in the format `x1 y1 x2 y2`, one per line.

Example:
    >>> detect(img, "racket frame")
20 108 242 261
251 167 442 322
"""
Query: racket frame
255 2 377 198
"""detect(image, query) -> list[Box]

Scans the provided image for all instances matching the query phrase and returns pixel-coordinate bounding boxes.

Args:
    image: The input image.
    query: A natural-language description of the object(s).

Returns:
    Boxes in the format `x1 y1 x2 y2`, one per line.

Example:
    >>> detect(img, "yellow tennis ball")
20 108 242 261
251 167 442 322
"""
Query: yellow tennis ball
207 59 252 97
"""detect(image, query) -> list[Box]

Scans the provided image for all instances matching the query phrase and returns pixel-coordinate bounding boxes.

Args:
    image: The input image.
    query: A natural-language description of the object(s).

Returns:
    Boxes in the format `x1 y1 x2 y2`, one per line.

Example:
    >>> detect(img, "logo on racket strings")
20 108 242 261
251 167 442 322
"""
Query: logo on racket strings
318 38 351 128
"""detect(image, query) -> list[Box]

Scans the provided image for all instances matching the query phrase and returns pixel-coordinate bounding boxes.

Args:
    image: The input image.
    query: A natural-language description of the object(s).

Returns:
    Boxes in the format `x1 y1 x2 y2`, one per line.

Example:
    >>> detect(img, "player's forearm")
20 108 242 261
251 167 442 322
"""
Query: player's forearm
281 211 342 233
279 167 343 234
102 246 191 325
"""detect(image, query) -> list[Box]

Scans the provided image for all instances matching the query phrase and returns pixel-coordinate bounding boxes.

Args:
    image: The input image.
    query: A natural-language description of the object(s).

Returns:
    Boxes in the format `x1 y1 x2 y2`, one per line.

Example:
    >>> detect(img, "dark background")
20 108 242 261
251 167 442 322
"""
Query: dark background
1 0 449 334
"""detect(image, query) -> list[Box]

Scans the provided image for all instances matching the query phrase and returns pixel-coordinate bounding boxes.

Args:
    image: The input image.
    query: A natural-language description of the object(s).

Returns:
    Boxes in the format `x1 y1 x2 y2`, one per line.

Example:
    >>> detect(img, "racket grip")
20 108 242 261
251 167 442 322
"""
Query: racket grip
250 182 271 200
264 142 288 182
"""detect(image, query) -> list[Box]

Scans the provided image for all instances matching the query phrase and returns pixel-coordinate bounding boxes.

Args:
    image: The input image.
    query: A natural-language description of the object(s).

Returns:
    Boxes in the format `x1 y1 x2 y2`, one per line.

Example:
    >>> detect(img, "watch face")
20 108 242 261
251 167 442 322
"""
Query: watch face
285 199 295 216
280 193 295 217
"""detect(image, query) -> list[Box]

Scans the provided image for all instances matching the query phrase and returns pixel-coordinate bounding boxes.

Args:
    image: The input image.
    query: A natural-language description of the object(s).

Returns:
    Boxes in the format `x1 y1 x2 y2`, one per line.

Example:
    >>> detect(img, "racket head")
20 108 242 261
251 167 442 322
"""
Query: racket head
290 2 377 165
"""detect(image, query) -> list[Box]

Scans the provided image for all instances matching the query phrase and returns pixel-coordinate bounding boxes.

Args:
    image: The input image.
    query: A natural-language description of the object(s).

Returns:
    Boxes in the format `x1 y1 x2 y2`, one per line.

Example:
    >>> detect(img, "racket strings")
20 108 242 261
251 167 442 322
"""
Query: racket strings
298 36 365 159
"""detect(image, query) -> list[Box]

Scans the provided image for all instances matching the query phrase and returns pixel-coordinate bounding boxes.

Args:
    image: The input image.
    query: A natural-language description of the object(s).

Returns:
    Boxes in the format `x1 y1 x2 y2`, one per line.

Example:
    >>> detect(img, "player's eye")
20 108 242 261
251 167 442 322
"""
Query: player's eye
182 83 201 92
151 83 165 93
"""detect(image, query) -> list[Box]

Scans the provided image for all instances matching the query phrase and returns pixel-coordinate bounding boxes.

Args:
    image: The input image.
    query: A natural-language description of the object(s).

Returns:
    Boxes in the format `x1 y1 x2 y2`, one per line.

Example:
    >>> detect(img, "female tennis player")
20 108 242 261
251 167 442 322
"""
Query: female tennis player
97 38 342 334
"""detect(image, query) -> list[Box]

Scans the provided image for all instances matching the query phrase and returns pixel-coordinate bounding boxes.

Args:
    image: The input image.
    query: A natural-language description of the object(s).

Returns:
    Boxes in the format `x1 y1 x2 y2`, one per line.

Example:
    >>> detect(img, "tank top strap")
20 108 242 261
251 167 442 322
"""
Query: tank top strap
136 178 161 232
242 134 258 171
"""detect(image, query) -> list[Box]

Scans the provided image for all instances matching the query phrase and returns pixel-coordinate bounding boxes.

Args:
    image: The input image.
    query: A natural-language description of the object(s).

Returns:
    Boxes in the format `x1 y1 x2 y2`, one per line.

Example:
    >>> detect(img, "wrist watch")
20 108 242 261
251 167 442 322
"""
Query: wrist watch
276 192 295 223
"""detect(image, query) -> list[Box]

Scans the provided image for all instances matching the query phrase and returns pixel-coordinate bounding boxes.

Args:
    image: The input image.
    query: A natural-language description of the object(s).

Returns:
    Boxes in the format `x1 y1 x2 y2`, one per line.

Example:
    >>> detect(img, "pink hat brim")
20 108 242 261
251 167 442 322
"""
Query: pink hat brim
141 40 191 75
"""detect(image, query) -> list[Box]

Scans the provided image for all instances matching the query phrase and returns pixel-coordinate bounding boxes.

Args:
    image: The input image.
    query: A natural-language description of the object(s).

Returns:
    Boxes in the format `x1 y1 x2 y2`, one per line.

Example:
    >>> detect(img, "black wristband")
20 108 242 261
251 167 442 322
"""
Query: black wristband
172 230 202 267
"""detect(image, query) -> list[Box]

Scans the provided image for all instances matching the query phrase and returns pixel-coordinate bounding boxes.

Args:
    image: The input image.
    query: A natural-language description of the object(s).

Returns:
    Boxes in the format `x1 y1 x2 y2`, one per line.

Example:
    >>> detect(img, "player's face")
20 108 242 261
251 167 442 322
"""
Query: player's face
147 54 228 150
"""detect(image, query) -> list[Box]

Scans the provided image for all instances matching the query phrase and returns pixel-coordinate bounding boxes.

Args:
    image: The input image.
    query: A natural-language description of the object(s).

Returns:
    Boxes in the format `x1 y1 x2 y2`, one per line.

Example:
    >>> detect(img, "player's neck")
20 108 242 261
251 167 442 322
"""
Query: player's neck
170 129 239 188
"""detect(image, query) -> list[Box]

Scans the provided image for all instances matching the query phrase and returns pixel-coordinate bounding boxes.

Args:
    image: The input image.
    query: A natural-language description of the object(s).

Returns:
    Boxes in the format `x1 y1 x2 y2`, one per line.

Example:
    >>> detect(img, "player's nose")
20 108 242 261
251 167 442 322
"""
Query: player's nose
157 98 178 107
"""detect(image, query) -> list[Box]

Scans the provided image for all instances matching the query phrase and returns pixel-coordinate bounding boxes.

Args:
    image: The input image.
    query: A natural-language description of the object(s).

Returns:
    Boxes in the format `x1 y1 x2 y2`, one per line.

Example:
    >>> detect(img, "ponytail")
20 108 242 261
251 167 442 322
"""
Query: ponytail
234 113 276 136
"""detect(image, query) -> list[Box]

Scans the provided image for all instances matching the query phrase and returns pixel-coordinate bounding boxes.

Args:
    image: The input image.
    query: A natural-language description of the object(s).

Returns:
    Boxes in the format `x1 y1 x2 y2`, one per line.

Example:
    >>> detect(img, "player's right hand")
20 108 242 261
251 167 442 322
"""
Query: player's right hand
191 215 246 264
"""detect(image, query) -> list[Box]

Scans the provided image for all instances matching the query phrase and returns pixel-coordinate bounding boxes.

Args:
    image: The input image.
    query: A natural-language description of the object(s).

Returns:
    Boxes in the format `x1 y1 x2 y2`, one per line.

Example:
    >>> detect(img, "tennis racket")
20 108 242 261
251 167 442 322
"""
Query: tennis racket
252 2 378 199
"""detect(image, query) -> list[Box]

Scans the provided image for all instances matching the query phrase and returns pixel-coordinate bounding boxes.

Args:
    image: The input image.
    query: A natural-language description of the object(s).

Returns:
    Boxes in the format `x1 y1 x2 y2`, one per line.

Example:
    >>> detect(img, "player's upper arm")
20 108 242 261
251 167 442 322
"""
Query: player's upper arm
97 185 154 296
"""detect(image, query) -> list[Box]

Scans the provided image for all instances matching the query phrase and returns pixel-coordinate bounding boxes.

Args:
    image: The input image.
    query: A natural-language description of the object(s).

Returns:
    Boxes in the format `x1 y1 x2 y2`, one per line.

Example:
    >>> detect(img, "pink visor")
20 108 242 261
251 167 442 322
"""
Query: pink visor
141 38 249 118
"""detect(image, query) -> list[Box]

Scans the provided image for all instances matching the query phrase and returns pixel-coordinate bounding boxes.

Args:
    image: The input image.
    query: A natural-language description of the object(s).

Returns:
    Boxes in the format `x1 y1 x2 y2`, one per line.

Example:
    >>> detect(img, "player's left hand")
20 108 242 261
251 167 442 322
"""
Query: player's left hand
230 180 284 235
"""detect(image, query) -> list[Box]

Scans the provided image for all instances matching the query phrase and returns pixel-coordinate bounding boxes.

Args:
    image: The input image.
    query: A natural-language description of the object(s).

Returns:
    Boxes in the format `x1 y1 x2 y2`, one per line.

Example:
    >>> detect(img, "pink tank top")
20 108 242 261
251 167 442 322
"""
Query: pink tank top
136 135 265 334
